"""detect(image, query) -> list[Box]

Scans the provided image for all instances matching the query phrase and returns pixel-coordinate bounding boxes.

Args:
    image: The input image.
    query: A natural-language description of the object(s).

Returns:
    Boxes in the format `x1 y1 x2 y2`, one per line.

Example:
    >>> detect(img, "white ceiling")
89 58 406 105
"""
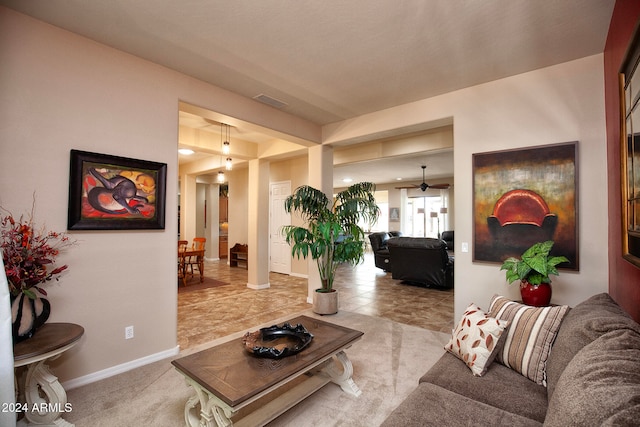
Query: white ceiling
1 1 615 186
178 111 454 186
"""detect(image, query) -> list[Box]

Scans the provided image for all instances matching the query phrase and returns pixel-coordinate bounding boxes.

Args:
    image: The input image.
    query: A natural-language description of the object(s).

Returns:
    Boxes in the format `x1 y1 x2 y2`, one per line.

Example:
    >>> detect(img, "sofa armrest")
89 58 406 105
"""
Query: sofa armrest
546 293 640 398
544 328 640 427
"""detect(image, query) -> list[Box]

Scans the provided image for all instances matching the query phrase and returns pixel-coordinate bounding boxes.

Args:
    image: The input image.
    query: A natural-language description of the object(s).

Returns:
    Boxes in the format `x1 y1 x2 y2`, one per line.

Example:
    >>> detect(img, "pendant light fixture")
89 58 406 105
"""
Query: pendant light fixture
217 171 225 183
221 123 231 155
221 123 232 171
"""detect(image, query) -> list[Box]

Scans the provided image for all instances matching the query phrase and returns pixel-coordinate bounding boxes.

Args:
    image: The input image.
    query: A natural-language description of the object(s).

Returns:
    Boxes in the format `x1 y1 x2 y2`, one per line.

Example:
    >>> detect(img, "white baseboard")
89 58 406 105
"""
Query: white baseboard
62 346 180 390
289 272 308 279
247 282 270 290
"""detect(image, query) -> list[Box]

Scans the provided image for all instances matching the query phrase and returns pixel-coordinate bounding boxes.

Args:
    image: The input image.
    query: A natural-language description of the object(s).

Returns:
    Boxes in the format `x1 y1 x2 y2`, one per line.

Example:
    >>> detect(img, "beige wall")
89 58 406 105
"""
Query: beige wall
0 6 609 385
325 54 608 319
227 168 249 254
0 8 319 385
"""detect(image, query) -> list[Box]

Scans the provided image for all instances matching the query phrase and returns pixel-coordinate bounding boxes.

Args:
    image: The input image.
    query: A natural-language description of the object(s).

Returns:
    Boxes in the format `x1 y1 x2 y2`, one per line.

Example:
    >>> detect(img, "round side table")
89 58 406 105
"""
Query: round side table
13 323 84 427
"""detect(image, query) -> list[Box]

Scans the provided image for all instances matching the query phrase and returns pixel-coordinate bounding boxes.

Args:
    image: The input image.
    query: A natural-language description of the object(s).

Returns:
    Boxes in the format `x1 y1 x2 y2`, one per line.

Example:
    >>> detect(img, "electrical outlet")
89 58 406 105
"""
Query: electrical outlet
125 326 134 340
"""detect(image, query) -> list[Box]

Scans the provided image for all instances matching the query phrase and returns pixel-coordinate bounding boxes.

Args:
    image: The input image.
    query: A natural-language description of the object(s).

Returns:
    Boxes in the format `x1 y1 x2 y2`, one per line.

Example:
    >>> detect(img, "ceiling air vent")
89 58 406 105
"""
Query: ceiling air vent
253 94 288 109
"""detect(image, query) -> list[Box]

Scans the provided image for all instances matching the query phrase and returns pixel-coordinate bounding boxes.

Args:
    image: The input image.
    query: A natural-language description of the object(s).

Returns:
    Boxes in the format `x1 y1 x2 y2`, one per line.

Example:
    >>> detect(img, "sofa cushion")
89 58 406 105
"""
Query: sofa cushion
488 295 569 386
421 352 548 423
381 382 542 427
544 328 640 427
546 292 640 399
445 303 510 376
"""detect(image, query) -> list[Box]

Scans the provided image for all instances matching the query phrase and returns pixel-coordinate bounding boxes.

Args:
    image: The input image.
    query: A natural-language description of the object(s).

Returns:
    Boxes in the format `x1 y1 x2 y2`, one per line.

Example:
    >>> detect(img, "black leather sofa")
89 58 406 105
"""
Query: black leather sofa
368 231 402 271
386 237 454 289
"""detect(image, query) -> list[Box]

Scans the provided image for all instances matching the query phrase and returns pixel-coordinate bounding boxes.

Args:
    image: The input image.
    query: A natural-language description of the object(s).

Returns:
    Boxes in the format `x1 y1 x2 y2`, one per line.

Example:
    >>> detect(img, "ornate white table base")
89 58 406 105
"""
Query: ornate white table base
180 350 361 427
16 358 74 427
13 323 83 427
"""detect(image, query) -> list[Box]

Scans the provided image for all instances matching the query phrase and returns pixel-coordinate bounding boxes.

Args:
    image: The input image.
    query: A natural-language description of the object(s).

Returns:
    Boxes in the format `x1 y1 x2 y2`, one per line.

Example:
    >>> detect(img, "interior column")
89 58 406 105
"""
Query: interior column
207 183 220 259
180 172 197 243
247 158 270 289
306 145 333 303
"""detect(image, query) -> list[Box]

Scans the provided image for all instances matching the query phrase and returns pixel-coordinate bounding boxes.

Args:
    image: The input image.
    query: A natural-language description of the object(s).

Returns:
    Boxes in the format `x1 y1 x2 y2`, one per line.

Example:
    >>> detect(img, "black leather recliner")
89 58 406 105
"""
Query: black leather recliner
441 230 454 251
387 237 454 289
369 231 402 271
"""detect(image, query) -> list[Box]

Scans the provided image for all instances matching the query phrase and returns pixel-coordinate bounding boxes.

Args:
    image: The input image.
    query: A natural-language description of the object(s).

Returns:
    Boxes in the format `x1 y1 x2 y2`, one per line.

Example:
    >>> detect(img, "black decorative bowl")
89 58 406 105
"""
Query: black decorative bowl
242 322 314 359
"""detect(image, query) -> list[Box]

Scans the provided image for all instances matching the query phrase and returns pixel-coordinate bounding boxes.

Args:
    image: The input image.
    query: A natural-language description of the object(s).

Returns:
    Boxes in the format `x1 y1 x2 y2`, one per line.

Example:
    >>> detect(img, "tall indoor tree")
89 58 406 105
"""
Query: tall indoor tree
282 182 380 313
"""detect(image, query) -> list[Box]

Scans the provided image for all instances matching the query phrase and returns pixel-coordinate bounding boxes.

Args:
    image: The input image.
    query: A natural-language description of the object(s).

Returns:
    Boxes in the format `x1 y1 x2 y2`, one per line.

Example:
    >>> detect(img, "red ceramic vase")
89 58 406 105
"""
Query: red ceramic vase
519 280 552 307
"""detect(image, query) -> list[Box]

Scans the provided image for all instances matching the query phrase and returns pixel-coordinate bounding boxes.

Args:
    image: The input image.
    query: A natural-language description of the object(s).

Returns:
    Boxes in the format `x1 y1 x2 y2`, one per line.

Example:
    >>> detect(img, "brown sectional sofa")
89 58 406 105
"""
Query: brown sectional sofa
382 293 640 426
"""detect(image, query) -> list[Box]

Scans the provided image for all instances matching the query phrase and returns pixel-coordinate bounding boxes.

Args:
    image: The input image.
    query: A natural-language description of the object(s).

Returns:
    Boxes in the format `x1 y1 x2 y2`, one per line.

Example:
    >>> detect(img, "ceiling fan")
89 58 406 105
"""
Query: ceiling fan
395 165 450 191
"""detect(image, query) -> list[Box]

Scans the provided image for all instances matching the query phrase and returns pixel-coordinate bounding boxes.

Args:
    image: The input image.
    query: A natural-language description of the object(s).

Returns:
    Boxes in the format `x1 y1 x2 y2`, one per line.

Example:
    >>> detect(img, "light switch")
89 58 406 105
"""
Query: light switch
461 242 469 253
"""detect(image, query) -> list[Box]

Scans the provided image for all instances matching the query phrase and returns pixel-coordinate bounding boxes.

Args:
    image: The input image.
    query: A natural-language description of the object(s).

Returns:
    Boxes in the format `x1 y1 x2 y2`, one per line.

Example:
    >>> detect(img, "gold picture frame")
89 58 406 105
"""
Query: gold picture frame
620 22 640 269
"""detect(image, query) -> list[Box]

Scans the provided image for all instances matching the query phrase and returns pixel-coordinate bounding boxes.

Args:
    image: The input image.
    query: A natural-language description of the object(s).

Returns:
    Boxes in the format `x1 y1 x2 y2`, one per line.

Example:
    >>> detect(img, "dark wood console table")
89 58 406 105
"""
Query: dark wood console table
14 322 84 427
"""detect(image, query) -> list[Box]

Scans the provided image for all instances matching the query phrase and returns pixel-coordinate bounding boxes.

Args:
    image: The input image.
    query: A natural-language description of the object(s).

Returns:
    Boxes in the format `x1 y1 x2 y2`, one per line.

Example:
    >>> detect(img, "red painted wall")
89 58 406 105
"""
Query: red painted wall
605 0 640 322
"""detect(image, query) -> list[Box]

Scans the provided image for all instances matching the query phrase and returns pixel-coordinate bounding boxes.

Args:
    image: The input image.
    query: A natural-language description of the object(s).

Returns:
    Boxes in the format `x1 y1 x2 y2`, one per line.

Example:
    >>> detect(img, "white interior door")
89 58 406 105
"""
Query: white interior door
270 181 291 274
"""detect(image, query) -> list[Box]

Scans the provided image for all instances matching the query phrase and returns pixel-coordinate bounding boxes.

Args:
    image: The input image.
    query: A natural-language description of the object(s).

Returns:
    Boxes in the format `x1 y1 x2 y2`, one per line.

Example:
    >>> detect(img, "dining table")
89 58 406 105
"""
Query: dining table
178 247 205 287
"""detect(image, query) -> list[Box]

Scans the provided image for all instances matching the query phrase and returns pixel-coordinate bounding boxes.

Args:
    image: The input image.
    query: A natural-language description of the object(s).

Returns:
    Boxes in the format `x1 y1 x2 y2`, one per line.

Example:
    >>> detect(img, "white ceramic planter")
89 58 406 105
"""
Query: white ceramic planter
312 289 338 315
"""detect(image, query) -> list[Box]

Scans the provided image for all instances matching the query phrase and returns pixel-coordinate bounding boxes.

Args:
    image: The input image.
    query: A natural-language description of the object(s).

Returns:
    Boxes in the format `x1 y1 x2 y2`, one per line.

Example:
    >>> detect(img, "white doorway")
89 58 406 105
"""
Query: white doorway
270 181 291 274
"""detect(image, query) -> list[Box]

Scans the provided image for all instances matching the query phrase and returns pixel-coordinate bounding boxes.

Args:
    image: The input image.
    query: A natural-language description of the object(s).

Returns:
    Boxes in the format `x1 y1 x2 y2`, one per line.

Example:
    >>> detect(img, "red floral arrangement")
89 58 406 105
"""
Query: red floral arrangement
1 207 76 299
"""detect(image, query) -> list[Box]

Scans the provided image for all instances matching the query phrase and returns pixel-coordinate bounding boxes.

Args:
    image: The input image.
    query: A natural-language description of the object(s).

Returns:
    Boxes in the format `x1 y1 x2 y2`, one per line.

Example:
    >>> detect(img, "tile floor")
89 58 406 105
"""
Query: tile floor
178 252 454 350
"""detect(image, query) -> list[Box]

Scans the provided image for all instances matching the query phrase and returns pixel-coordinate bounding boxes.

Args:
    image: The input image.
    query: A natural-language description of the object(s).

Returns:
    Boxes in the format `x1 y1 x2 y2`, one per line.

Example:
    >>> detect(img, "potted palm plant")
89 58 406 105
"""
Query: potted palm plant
500 240 569 307
282 182 380 314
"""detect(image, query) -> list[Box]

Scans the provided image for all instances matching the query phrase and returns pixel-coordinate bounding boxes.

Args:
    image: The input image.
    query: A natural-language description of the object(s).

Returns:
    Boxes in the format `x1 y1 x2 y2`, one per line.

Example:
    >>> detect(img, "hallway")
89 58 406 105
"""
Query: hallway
178 253 454 350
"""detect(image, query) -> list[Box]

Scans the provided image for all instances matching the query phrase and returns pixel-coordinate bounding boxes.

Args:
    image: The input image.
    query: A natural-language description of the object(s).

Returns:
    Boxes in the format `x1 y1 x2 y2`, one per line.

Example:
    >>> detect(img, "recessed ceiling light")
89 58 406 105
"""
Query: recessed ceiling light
396 177 403 181
342 178 353 183
178 148 194 155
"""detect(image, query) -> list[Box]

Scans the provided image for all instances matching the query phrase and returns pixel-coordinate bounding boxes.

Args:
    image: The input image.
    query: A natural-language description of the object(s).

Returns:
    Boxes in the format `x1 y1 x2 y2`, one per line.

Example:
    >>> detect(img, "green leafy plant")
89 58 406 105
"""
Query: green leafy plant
282 182 380 293
500 240 569 285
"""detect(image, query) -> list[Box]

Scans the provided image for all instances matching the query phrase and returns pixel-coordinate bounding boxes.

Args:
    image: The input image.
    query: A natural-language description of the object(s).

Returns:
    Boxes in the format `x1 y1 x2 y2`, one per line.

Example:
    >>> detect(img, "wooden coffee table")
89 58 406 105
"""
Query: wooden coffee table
172 315 363 427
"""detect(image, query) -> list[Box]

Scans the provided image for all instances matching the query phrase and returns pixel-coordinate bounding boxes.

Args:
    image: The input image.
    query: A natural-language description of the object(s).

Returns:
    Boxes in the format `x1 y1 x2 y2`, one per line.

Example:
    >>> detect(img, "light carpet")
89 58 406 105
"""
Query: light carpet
65 310 450 427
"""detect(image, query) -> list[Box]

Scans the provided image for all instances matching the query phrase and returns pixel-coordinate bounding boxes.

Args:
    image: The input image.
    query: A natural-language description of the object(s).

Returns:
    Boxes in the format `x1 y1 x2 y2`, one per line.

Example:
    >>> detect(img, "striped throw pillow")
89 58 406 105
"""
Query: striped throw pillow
488 295 569 386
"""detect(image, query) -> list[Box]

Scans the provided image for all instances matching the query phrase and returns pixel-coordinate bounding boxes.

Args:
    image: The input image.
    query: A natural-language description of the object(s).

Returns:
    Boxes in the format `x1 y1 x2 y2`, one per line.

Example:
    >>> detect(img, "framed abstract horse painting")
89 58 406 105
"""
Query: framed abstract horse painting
68 150 167 230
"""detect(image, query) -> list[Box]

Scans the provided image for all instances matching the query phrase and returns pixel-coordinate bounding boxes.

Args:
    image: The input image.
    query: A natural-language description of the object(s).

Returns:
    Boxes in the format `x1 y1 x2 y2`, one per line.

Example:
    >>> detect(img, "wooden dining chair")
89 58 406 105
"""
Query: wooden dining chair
178 240 189 286
192 237 206 251
186 237 206 281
